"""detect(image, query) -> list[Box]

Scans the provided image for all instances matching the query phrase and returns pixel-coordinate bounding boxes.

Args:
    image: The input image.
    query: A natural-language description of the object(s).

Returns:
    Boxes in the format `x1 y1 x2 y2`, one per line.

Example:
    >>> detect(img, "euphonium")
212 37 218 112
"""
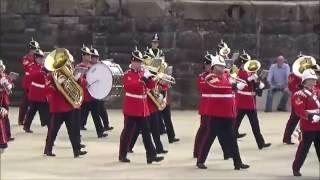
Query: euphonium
142 54 175 110
44 48 83 108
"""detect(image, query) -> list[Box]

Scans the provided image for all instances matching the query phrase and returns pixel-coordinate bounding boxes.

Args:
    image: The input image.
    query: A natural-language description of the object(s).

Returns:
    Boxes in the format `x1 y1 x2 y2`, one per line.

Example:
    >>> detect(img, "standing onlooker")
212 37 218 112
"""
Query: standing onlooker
265 55 290 112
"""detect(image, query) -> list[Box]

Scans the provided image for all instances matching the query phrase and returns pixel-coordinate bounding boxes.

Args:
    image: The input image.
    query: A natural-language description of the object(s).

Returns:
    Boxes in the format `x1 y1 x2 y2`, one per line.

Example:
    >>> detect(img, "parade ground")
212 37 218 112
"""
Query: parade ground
1 108 319 180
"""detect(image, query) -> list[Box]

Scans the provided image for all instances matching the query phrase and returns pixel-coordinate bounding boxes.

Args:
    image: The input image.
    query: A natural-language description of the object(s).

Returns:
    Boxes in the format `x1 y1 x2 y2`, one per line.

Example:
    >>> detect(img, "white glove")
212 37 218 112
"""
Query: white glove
57 76 66 84
236 82 247 90
74 73 81 81
259 82 265 89
0 78 7 85
157 94 164 102
247 74 258 82
312 114 320 123
143 70 153 79
0 107 8 117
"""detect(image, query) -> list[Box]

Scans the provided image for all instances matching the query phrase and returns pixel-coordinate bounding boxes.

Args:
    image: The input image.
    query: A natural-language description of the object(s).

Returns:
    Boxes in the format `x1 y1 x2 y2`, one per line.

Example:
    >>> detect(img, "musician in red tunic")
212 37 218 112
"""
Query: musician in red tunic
128 79 168 154
119 48 164 164
196 54 249 170
234 52 271 149
77 45 106 138
89 47 113 131
44 48 87 158
282 54 314 144
18 38 40 125
193 52 230 160
291 69 320 177
23 49 50 133
0 60 14 141
0 106 9 151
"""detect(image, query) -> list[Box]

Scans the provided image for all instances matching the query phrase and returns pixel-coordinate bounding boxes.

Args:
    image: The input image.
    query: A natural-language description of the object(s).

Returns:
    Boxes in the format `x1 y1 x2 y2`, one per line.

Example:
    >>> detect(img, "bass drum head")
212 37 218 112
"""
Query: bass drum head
86 63 113 100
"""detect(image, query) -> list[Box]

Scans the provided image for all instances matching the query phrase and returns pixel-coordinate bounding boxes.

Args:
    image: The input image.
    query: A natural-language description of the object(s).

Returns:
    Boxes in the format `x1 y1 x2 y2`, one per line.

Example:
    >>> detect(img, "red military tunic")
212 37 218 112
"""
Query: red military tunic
288 73 301 94
76 62 92 102
27 66 47 102
45 75 74 113
21 54 36 90
235 70 257 110
197 71 210 115
0 73 13 107
123 69 156 117
203 72 237 118
293 88 320 131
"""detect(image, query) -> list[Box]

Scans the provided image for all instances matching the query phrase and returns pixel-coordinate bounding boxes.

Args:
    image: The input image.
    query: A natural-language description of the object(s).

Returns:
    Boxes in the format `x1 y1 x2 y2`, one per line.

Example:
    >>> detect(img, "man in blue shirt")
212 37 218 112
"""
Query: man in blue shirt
265 56 290 112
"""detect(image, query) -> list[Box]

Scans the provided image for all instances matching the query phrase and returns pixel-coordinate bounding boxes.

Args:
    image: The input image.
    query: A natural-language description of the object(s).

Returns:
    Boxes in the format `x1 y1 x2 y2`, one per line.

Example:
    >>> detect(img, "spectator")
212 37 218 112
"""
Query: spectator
265 56 290 112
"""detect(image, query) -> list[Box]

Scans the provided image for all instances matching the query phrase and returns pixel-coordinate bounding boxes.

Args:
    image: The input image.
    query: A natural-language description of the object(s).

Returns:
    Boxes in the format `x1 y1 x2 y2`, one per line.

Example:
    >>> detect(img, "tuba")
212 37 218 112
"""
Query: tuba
44 48 83 108
292 55 317 77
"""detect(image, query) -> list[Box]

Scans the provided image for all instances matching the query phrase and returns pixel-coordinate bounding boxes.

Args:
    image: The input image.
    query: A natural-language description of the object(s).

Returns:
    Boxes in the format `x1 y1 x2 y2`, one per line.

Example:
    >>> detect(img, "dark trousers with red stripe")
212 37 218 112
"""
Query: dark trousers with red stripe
160 105 177 141
97 100 110 128
283 109 300 143
197 116 243 167
292 131 320 172
119 116 156 160
44 111 80 155
129 112 165 152
18 90 29 125
193 115 230 158
80 101 104 137
73 109 82 145
23 101 49 130
1 105 12 140
0 116 8 149
235 109 266 149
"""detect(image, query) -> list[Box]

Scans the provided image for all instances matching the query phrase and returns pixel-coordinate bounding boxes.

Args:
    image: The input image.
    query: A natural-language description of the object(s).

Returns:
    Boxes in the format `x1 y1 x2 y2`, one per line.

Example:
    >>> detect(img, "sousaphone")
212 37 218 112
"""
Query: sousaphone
292 55 316 77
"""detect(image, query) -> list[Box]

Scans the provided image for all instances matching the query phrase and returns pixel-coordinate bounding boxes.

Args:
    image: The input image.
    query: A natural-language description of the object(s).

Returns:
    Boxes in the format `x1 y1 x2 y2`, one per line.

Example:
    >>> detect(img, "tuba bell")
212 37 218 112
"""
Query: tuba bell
244 59 261 73
292 55 317 77
44 48 83 108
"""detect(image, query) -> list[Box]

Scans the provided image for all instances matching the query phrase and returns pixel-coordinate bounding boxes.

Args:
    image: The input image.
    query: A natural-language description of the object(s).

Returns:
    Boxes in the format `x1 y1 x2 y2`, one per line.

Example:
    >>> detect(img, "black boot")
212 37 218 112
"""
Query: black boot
236 133 246 139
258 143 272 149
119 157 131 163
293 170 302 177
147 156 164 164
234 163 250 170
169 138 180 143
196 163 207 169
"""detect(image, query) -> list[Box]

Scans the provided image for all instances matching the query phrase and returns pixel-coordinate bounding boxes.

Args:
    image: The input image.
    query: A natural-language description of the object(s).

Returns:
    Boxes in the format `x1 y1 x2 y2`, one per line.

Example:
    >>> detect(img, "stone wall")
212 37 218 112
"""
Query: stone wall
0 0 319 109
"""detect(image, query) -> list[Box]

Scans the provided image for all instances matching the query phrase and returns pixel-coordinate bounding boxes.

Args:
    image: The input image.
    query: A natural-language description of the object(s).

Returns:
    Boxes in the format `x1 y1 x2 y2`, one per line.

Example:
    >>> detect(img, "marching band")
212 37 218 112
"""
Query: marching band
0 35 319 177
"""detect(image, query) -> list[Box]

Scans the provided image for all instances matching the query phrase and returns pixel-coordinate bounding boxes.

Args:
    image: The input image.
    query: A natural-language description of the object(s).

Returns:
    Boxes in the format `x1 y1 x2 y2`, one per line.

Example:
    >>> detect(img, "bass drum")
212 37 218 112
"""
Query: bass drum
86 60 123 100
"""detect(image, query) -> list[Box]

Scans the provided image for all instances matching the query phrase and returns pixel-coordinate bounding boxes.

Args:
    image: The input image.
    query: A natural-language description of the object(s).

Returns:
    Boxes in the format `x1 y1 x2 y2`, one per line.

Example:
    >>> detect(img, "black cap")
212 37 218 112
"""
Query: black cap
203 51 213 65
90 46 99 57
131 46 144 62
81 44 92 55
29 37 40 49
152 33 160 42
239 50 251 64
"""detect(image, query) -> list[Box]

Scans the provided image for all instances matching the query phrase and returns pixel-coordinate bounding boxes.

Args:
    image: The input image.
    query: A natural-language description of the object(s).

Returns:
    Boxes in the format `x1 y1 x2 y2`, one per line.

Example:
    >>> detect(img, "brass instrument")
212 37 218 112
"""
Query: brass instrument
146 85 167 111
244 59 261 73
143 50 175 110
44 48 83 108
292 55 317 77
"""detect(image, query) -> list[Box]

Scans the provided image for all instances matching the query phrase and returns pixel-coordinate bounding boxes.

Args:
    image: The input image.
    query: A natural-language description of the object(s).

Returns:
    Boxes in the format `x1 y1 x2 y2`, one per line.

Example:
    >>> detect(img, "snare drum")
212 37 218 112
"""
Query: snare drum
86 60 123 100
